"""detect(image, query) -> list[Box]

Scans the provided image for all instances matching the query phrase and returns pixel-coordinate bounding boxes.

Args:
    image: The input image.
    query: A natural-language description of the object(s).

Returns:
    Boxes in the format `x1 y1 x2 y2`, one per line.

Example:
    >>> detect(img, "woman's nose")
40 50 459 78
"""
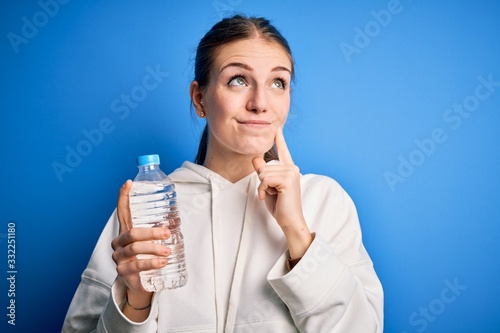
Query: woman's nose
246 86 267 113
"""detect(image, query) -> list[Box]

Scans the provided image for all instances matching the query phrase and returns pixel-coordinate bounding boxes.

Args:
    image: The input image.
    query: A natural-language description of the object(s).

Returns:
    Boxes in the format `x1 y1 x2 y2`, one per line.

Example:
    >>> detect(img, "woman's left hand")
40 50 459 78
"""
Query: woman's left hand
252 127 313 258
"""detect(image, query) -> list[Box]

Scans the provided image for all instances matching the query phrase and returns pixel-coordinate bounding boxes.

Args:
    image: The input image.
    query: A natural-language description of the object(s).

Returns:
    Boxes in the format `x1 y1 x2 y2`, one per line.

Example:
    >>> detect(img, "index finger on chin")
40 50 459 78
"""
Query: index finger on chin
275 126 294 165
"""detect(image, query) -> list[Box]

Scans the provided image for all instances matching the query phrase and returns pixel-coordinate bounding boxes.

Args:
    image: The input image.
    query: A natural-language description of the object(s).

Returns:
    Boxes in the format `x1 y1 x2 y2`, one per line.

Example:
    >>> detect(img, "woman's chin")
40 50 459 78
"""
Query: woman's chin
242 143 275 157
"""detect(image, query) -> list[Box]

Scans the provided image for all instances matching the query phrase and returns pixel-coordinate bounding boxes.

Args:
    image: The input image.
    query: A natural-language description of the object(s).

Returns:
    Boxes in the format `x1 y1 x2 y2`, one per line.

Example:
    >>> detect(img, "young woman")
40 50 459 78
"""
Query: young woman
63 15 384 332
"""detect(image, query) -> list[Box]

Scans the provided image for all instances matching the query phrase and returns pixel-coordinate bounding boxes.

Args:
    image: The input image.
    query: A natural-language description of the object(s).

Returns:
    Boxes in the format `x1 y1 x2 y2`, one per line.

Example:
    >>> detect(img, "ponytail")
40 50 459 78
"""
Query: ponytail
195 125 209 165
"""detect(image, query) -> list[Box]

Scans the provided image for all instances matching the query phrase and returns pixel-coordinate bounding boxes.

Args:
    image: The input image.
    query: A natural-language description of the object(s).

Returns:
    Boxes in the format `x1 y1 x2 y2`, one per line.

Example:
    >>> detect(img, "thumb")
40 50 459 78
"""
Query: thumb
117 179 133 234
252 156 267 200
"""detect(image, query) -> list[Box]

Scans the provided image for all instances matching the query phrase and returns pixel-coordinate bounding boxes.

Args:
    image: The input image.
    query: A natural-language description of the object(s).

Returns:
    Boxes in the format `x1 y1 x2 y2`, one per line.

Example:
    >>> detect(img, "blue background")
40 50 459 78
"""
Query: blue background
1 0 499 332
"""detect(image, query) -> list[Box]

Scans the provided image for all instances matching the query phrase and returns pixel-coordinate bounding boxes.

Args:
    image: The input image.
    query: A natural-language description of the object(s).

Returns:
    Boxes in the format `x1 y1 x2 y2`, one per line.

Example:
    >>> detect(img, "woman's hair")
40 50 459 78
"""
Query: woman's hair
193 14 294 165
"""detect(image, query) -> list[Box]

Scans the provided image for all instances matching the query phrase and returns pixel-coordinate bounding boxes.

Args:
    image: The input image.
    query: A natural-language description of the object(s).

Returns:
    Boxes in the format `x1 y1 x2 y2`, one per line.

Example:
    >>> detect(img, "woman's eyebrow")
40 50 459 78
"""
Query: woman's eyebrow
220 62 253 72
272 66 291 74
220 63 291 75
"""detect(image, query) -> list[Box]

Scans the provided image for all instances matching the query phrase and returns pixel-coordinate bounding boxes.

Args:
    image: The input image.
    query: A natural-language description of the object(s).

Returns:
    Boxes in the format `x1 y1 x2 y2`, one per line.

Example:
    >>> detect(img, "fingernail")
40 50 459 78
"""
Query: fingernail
161 229 170 239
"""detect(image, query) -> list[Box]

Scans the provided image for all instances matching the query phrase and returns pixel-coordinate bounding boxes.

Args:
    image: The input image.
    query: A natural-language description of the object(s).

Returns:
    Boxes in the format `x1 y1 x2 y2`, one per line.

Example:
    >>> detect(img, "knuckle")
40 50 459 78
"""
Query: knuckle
116 263 127 276
128 242 141 255
111 251 119 263
128 228 140 240
111 239 118 251
133 259 146 272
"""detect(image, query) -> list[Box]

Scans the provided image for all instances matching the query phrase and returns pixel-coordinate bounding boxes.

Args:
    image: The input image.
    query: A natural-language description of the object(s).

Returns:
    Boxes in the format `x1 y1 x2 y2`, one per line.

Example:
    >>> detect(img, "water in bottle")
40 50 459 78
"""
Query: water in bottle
129 154 187 292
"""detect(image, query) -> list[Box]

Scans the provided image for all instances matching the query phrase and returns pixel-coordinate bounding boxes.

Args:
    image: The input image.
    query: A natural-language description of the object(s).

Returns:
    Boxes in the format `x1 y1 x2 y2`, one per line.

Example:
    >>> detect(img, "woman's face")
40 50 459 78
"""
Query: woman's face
201 37 292 161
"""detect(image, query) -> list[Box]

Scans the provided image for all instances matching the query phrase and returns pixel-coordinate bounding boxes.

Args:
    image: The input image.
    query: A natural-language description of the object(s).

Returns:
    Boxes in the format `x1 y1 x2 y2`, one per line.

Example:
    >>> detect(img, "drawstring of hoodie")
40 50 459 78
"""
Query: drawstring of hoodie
224 176 258 333
208 174 225 333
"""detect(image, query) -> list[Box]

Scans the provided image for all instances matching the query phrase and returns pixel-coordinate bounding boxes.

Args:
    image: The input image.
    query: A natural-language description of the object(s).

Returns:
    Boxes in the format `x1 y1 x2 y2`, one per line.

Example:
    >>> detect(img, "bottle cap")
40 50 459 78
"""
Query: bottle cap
137 154 160 166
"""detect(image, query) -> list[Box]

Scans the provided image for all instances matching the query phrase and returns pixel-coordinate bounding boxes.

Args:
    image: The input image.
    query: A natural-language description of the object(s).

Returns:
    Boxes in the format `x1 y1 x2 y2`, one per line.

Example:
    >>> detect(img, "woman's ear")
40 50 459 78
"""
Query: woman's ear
190 81 205 117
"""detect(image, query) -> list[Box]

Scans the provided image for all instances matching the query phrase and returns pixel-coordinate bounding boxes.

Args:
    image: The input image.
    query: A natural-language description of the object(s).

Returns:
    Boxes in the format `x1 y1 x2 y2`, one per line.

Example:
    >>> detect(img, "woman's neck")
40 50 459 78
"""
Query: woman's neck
203 152 260 183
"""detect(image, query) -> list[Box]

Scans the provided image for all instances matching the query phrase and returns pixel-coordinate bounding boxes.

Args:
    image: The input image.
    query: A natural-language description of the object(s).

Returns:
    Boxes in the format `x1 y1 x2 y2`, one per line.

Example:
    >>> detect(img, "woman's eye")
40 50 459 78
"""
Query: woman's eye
271 79 286 89
228 76 246 86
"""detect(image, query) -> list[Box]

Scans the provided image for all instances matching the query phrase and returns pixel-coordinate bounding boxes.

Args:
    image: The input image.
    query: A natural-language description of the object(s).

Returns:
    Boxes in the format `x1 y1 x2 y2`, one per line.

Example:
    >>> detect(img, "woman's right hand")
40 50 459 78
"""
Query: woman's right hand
111 180 171 320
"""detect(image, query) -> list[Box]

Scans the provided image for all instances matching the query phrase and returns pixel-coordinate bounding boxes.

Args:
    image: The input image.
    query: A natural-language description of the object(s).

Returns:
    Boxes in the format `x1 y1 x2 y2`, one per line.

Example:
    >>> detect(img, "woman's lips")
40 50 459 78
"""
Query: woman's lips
238 120 271 127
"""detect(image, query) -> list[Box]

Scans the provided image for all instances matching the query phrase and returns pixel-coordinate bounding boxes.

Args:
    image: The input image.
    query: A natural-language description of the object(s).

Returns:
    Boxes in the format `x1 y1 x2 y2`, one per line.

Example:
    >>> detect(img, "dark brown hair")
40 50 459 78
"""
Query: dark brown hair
193 14 294 165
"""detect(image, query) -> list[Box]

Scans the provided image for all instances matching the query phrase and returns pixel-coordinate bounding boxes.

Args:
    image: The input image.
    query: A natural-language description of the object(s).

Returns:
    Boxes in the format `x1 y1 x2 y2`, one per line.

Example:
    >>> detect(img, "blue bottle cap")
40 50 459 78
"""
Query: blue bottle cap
137 154 160 166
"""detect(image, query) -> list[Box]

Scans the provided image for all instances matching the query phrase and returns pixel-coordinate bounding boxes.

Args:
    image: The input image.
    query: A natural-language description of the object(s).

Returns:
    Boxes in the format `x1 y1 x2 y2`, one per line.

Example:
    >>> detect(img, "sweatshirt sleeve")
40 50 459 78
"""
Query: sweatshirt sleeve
267 176 384 332
96 279 159 333
62 210 158 333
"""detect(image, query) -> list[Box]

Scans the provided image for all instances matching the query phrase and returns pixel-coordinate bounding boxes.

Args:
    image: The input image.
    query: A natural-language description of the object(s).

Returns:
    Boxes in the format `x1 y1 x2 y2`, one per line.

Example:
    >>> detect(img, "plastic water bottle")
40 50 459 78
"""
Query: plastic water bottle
129 154 187 291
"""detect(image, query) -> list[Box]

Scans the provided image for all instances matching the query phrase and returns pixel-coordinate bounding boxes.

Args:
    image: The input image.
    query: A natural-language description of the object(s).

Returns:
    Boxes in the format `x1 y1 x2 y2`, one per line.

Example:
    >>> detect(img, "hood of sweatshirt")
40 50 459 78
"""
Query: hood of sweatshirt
169 160 280 183
169 161 214 184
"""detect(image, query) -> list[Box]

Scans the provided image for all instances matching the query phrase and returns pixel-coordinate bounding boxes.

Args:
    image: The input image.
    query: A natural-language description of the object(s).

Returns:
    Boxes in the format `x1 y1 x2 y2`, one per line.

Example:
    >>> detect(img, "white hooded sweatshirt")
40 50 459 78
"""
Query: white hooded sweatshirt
62 161 384 333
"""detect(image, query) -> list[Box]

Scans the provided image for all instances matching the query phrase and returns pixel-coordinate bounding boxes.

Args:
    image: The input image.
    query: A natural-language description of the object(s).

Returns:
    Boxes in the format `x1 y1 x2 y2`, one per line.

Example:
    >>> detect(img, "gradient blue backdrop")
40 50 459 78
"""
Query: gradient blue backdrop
1 1 499 332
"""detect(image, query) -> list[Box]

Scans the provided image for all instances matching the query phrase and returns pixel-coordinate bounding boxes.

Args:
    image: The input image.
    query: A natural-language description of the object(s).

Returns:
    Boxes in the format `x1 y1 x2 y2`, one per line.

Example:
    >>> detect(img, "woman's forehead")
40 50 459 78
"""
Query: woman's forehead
213 38 292 73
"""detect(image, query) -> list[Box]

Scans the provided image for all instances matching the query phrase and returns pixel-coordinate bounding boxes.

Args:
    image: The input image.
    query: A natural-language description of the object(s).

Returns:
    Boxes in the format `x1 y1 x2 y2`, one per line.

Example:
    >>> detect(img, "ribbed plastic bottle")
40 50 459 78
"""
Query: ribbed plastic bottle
129 154 187 292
